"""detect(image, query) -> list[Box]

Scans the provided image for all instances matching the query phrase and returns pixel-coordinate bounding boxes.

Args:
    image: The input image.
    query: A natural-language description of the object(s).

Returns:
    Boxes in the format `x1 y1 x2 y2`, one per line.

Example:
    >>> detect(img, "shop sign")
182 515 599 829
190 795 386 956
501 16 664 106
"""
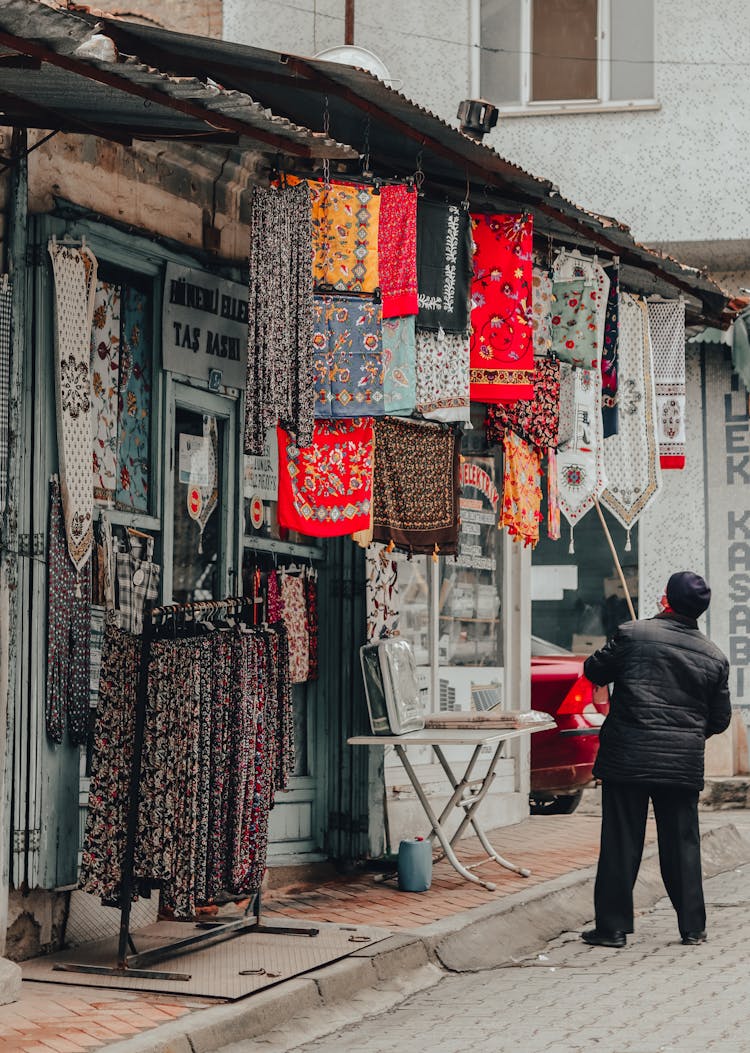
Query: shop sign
457 460 497 571
243 428 279 501
162 263 247 389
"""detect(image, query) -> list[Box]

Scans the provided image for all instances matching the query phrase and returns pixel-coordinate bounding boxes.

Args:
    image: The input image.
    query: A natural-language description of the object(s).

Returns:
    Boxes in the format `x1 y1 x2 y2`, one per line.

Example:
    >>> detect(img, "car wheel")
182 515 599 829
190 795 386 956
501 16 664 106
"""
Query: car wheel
529 789 584 816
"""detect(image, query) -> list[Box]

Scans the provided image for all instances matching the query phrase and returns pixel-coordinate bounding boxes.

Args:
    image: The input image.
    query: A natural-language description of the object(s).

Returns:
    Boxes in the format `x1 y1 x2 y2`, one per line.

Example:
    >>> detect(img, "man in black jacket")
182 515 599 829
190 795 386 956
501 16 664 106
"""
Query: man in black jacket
581 570 731 949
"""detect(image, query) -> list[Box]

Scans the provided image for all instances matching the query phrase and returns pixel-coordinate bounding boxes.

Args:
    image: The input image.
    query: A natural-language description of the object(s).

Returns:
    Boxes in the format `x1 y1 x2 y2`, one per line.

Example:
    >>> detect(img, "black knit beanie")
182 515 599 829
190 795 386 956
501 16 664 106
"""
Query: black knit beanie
666 571 711 619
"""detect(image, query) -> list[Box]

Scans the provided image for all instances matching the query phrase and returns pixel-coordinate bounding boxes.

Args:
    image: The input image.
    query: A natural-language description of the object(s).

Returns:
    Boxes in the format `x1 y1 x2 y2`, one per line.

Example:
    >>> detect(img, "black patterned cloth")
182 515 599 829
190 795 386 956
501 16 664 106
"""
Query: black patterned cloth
602 268 620 438
244 183 315 455
416 201 473 334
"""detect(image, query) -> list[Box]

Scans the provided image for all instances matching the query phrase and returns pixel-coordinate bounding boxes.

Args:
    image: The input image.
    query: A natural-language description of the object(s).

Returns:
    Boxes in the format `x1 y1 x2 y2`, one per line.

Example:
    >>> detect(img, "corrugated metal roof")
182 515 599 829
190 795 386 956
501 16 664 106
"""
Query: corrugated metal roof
0 0 356 157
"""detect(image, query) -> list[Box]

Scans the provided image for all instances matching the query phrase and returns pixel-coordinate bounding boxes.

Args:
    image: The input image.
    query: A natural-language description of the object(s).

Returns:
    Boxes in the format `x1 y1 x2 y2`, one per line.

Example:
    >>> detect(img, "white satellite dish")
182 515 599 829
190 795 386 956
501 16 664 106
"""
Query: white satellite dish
314 44 392 83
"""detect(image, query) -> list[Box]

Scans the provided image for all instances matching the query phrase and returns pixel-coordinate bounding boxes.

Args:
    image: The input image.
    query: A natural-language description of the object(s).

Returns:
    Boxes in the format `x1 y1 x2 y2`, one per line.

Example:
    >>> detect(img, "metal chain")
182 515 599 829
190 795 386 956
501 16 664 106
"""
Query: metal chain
322 95 331 186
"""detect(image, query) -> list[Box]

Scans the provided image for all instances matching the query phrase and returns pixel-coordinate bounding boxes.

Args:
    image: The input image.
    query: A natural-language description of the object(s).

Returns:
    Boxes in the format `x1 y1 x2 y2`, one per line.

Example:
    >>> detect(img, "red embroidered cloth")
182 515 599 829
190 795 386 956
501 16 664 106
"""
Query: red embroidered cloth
469 213 534 404
277 420 374 537
378 185 418 318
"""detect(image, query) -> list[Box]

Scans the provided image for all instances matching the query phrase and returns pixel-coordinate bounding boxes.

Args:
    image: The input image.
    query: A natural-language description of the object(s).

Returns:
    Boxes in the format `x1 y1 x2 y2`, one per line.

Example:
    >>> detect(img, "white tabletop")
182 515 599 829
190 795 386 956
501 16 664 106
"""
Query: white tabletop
347 723 555 747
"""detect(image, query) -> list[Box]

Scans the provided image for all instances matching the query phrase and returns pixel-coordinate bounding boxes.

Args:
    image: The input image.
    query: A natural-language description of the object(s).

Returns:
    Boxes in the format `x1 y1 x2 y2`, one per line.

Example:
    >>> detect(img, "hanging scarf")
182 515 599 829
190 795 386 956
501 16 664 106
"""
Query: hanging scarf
277 418 374 537
245 183 314 456
556 367 607 549
485 357 560 451
501 431 543 548
647 299 686 469
602 268 620 438
547 448 561 541
382 315 416 415
0 278 12 516
600 294 662 544
49 240 98 572
90 281 121 507
308 179 380 293
416 200 472 333
366 544 400 642
280 572 310 684
415 326 471 423
469 212 534 403
116 284 152 513
532 267 554 358
549 279 599 369
313 296 384 418
372 417 461 556
378 184 418 318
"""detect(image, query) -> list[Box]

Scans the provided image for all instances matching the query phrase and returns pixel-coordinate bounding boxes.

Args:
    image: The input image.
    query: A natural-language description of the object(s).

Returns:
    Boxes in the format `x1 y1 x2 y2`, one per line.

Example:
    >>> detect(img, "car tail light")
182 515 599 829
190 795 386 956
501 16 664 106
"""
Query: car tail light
556 675 597 716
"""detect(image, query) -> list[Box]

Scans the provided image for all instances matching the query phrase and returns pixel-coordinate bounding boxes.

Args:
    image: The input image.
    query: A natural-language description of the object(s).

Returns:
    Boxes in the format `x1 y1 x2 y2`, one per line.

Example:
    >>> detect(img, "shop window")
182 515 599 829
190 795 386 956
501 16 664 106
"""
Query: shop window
243 427 323 551
481 0 655 110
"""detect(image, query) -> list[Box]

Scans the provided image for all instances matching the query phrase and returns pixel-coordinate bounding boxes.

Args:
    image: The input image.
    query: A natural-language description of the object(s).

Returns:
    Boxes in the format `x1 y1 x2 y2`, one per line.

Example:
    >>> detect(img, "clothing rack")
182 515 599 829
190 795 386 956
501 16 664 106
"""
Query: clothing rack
56 596 318 983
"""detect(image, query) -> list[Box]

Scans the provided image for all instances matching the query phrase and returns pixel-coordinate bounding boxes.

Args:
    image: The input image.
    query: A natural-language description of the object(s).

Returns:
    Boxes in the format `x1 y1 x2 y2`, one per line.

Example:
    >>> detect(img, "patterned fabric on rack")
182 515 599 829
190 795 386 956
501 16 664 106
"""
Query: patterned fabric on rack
547 448 561 541
372 417 461 556
267 569 283 623
313 296 384 418
532 268 554 357
469 213 534 403
382 316 416 415
245 183 315 456
0 280 12 516
557 362 575 449
647 299 686 469
501 432 543 548
415 326 471 423
305 571 319 680
49 241 98 571
600 294 662 529
277 419 374 537
549 279 599 369
602 269 620 438
378 184 418 318
116 285 152 513
113 534 160 636
485 357 560 451
46 476 92 746
90 281 121 506
281 572 310 683
308 179 380 293
556 367 607 532
416 200 473 333
366 545 400 641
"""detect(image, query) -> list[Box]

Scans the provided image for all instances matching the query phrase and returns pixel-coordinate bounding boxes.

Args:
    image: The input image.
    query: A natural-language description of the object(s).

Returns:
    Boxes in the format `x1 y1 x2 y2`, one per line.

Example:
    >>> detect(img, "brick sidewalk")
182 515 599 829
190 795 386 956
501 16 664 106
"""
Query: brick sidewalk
4 813 624 1053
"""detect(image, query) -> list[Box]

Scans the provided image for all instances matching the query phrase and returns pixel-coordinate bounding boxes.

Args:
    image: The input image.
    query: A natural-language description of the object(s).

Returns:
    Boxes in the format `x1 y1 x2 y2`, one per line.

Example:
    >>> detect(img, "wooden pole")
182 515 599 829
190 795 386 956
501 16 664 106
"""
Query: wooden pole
594 498 636 621
345 0 355 45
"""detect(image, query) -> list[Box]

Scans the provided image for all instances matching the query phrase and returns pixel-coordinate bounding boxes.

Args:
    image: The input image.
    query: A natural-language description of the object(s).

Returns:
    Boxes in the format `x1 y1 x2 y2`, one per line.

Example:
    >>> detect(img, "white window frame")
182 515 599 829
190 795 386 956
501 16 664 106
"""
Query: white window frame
488 0 659 118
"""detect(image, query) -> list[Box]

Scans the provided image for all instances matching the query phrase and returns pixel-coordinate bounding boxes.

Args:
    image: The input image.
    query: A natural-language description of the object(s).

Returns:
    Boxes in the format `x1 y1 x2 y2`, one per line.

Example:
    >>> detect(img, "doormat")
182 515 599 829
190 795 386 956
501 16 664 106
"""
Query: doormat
21 918 390 1000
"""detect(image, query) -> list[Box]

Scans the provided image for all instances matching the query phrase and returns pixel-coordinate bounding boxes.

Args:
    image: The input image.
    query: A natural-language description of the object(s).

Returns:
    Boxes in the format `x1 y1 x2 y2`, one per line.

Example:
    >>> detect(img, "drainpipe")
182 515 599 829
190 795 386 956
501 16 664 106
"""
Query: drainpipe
345 0 355 45
469 0 481 98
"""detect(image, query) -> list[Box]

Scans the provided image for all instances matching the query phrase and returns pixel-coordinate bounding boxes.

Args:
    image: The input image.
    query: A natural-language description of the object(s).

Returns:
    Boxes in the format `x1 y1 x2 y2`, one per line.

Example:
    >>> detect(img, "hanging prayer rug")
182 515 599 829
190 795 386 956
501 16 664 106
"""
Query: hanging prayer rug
313 296 384 418
549 279 599 369
308 179 380 293
378 184 418 318
556 367 607 536
553 249 610 362
416 200 472 333
647 299 686 469
415 326 470 423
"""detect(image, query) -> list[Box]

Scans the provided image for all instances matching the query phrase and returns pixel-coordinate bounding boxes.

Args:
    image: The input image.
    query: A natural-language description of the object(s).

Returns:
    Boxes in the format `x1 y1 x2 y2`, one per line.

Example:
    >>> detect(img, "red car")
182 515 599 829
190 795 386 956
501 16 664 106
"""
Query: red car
529 637 610 814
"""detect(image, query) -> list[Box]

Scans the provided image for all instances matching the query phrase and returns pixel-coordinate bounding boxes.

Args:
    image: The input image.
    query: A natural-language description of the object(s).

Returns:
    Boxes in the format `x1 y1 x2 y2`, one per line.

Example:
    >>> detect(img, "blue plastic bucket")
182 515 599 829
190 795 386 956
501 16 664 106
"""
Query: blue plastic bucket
397 838 432 893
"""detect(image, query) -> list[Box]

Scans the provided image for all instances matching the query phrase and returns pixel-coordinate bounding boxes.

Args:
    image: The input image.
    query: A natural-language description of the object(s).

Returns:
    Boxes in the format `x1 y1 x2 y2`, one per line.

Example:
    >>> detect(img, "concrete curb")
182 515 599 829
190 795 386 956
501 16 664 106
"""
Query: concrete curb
97 822 750 1053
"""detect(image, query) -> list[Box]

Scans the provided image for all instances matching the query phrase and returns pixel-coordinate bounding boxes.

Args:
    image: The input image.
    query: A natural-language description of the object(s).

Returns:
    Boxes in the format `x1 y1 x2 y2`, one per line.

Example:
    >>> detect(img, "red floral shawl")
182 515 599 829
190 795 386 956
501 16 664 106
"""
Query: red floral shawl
378 185 418 318
469 213 534 404
277 419 374 537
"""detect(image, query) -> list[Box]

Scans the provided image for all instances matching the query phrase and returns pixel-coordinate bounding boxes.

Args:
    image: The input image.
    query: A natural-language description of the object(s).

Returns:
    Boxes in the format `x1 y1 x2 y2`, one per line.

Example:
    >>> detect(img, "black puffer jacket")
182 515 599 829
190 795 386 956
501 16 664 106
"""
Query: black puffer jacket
584 613 731 790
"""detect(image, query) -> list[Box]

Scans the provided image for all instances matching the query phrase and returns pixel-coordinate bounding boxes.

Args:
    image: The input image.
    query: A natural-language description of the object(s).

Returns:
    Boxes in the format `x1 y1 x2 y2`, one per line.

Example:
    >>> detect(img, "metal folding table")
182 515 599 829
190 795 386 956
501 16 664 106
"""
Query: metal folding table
348 724 554 891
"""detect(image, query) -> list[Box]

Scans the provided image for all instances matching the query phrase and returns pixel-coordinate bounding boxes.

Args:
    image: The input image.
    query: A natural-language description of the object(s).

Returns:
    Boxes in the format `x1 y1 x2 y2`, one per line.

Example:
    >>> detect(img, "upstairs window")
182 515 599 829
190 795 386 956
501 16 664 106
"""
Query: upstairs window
481 0 655 111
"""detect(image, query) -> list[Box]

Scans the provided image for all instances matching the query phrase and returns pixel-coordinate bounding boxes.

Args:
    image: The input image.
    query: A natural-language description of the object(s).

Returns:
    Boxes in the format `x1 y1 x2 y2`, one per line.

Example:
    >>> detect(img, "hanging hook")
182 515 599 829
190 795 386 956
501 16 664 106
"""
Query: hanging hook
414 148 425 192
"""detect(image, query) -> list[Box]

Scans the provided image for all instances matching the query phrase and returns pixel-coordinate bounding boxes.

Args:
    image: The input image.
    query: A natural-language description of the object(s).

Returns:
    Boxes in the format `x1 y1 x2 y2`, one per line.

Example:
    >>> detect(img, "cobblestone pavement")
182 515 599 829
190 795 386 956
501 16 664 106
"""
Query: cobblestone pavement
286 864 750 1053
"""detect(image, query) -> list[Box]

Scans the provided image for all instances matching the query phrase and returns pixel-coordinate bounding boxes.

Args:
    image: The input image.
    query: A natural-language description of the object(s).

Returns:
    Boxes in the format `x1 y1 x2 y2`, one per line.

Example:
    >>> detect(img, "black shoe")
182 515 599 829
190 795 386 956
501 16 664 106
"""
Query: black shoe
581 928 626 948
681 930 707 945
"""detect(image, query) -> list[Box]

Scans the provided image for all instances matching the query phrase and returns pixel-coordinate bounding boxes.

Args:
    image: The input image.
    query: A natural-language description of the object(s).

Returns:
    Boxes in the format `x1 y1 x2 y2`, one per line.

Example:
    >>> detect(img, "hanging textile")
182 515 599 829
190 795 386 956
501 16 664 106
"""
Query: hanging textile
277 419 374 537
647 299 686 469
116 284 152 513
0 278 12 516
469 212 534 403
547 448 561 541
90 281 121 506
305 569 319 680
113 533 160 636
556 367 607 544
557 362 576 449
267 568 284 623
372 417 461 556
49 240 98 571
602 268 620 438
501 432 543 548
378 184 418 318
366 544 400 642
600 294 662 535
186 415 218 550
308 179 380 293
280 571 310 683
382 316 416 415
313 296 384 418
531 267 554 358
485 357 560 451
415 326 471 423
549 279 599 369
553 248 610 360
46 476 91 746
416 200 473 333
245 183 314 456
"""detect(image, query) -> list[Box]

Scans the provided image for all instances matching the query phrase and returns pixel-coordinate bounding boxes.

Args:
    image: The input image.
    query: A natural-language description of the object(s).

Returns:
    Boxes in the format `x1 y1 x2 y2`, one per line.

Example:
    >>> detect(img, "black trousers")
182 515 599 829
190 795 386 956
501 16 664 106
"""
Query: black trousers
594 781 705 937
